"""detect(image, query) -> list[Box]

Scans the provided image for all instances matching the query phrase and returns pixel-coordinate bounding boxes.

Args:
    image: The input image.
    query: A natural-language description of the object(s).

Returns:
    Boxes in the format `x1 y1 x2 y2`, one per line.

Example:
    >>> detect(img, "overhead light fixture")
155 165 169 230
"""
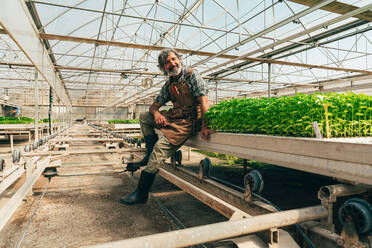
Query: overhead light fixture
120 72 128 84
120 72 128 79
141 78 153 88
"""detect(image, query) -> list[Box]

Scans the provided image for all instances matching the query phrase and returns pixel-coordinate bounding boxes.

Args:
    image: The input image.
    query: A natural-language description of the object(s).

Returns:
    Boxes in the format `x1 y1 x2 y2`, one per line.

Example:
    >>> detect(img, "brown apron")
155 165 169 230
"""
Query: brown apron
159 69 202 145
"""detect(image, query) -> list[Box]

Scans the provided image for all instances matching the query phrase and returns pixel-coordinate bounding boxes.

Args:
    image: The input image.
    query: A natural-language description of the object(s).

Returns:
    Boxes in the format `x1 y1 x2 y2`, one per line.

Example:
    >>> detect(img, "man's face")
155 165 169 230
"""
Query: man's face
164 52 182 76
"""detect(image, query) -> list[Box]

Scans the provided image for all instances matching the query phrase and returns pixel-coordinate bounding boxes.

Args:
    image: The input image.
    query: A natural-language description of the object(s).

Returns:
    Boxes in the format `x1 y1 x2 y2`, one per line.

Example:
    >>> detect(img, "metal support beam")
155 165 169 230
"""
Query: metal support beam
205 2 372 78
244 74 372 97
268 63 271 98
0 0 71 108
193 0 337 68
40 33 249 61
34 70 39 141
85 205 327 248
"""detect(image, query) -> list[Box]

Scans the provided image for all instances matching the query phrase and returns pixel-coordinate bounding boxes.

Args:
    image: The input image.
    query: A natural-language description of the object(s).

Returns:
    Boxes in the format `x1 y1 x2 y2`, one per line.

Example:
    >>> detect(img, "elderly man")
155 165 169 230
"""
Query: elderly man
120 49 214 205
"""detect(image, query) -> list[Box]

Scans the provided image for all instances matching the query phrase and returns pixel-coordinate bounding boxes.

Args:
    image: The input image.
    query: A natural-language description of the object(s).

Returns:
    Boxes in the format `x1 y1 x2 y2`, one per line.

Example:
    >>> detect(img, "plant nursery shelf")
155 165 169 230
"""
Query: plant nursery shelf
185 133 372 185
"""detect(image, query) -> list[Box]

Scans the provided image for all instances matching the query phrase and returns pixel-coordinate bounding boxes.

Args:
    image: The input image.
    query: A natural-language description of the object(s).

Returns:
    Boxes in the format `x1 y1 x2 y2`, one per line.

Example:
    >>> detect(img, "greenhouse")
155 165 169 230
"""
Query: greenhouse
0 1 371 247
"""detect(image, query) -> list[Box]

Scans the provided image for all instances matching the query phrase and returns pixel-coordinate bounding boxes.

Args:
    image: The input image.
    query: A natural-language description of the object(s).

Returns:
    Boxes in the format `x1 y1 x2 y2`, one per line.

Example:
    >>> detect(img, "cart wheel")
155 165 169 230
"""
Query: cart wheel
0 158 5 171
338 198 372 234
118 141 125 148
206 240 237 248
244 170 264 194
13 149 21 163
199 157 211 178
24 144 31 152
175 150 182 164
32 141 38 150
43 167 58 179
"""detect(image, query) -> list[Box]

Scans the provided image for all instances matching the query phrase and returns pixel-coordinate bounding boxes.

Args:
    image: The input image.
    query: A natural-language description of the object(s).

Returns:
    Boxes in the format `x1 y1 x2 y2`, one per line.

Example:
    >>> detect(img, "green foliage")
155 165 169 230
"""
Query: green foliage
0 116 34 124
193 149 266 167
38 118 58 123
108 119 140 124
193 149 240 164
204 92 372 138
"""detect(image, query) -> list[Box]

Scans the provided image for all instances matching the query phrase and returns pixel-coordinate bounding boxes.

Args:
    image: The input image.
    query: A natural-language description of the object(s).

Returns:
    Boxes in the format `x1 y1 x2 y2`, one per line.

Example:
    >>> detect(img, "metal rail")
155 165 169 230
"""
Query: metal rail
84 205 327 248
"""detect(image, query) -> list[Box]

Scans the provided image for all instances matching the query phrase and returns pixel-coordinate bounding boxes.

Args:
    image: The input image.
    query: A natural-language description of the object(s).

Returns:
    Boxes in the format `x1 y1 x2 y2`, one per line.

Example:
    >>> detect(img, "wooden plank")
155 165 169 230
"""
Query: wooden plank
50 138 124 142
113 124 141 129
0 124 34 130
185 133 372 185
23 147 145 156
192 133 372 165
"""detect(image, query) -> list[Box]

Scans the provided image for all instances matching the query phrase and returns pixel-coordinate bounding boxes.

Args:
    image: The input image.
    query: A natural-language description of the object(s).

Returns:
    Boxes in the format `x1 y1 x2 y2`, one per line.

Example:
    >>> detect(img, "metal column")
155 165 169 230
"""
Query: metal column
34 70 39 141
48 87 53 134
268 63 271 98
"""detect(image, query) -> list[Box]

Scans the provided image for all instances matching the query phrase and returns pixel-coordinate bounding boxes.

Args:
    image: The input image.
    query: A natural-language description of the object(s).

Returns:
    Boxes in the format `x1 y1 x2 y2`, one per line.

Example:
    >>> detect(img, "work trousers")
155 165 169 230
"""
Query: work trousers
139 112 186 174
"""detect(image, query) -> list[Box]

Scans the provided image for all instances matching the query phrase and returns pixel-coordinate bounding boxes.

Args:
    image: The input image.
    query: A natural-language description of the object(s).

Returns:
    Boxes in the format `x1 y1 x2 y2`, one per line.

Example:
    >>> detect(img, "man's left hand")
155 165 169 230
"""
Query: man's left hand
200 127 216 140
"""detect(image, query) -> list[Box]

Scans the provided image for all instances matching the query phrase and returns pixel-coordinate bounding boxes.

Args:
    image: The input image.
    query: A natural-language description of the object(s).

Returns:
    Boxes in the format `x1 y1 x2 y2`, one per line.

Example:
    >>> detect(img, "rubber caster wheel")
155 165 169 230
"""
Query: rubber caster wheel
244 170 264 194
338 197 372 234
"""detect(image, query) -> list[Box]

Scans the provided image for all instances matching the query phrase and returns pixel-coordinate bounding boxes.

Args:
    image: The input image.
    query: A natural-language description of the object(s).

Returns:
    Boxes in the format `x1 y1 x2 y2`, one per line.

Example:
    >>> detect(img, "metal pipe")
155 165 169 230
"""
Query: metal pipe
34 70 39 142
194 0 337 68
318 184 372 202
30 0 277 40
204 3 372 77
268 63 271 98
302 222 345 247
48 87 52 134
85 205 327 248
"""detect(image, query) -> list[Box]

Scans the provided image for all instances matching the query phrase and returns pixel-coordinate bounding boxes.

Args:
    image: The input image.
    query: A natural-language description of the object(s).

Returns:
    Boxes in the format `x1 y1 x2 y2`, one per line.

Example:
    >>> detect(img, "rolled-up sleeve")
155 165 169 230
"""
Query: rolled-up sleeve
154 83 170 106
190 69 208 97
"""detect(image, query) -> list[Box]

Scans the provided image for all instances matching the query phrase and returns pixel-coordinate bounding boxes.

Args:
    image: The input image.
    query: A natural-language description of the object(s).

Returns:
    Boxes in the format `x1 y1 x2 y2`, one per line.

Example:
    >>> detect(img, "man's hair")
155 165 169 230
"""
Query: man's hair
158 49 183 75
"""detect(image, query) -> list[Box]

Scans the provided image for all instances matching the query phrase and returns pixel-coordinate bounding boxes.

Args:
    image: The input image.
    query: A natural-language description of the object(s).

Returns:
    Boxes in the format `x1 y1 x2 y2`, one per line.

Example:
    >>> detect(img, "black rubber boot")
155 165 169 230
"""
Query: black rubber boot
127 135 158 169
119 170 156 205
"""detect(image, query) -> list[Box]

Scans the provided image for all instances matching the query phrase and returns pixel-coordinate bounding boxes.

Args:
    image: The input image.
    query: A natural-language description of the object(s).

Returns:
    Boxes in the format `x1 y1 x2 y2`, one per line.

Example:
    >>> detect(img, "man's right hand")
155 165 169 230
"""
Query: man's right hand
154 112 168 127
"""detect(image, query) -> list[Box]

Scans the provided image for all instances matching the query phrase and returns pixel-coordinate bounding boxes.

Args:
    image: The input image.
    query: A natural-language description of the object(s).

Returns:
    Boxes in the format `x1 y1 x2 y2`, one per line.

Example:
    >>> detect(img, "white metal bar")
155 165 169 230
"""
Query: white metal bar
205 2 372 77
158 168 249 219
0 165 25 195
10 134 14 153
193 0 337 68
84 205 327 248
268 63 271 98
0 157 49 232
34 70 39 141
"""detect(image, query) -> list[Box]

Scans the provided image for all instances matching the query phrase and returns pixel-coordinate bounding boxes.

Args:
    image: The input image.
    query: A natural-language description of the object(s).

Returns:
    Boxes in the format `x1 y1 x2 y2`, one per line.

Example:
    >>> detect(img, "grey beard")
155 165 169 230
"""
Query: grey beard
167 66 182 77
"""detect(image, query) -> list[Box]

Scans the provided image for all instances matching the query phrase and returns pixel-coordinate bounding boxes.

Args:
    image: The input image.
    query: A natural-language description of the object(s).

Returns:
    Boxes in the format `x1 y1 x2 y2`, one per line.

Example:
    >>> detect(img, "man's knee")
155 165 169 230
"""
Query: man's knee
139 112 153 123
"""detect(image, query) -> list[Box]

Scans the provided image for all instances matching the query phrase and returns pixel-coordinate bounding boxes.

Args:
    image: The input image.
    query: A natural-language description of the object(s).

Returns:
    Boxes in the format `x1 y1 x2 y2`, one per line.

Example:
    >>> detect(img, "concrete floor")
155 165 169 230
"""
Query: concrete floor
0 124 226 248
